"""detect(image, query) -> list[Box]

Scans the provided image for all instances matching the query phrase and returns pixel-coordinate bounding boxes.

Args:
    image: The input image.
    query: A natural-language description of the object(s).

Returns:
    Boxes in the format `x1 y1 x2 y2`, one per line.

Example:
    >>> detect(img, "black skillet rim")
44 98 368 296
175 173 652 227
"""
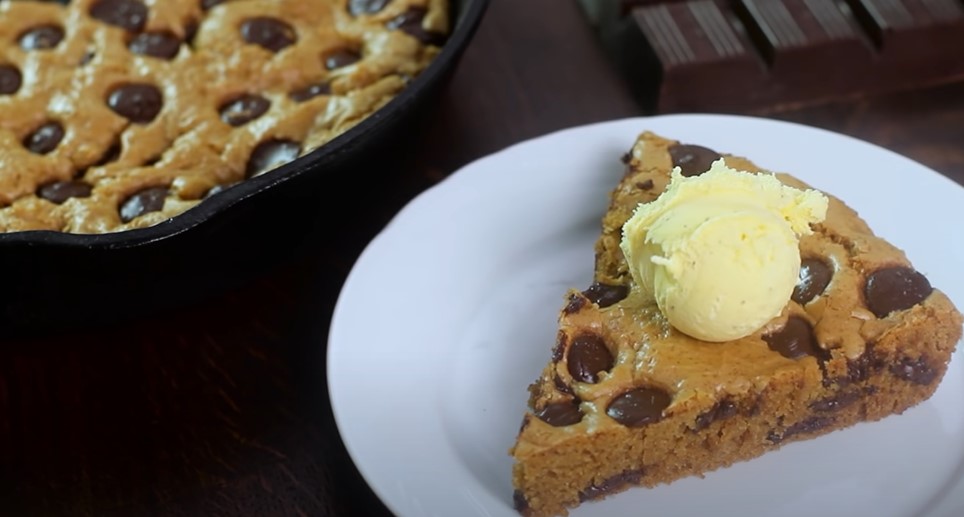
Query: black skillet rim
0 0 489 251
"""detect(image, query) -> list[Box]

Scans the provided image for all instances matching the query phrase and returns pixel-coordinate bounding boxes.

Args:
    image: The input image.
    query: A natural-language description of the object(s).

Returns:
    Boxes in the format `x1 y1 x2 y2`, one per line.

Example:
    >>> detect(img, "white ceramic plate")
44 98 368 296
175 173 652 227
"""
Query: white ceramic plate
328 114 964 517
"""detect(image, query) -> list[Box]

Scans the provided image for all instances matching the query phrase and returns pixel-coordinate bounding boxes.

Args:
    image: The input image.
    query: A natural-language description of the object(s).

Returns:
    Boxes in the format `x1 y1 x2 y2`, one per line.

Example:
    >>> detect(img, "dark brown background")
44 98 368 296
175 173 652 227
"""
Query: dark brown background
1 0 961 515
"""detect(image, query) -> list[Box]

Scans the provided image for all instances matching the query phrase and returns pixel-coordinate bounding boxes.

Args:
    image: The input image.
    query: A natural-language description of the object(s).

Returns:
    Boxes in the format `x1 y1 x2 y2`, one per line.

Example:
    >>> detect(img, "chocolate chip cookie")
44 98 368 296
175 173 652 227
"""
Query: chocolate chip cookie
509 131 963 517
0 0 448 233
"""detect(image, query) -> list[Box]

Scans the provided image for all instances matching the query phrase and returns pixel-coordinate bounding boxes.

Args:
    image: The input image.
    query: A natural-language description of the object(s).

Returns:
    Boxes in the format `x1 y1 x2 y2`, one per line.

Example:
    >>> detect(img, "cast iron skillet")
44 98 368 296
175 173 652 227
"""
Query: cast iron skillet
0 0 489 333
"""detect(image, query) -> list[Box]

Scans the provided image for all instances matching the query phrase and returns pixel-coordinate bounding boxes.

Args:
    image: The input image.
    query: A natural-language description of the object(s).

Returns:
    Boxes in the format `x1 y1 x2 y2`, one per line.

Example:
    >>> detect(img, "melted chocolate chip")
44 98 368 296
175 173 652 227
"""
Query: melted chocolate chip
810 390 862 412
846 344 882 384
792 258 833 305
512 490 529 513
582 282 629 308
0 64 22 95
23 122 65 155
19 25 65 50
241 17 296 52
38 181 92 204
567 333 613 384
90 0 149 31
325 48 361 70
201 0 225 9
865 266 932 318
553 375 574 396
289 83 331 102
783 416 834 440
563 292 587 314
635 179 654 190
119 186 168 222
348 0 390 15
763 316 822 360
128 31 181 59
219 94 270 126
184 19 200 45
890 356 937 385
387 7 446 45
95 139 122 166
534 400 583 427
579 469 645 502
606 387 671 427
668 144 721 176
551 331 567 363
694 399 738 431
107 83 163 123
245 139 300 178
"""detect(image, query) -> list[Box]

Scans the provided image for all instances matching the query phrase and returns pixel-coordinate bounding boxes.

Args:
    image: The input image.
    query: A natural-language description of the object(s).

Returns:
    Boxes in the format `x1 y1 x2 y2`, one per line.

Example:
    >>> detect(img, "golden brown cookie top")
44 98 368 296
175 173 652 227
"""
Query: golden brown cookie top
0 0 447 233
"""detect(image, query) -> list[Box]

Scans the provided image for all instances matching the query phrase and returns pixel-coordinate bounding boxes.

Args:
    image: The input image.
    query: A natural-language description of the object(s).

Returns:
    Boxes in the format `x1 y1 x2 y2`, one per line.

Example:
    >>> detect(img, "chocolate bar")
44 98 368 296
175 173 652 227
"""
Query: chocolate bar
588 0 964 113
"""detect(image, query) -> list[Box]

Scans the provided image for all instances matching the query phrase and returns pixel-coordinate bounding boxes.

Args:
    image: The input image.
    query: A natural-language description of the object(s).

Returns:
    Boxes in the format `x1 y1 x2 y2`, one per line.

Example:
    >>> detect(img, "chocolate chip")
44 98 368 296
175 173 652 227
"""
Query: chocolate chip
94 139 122 166
184 19 200 45
567 333 613 384
763 316 823 360
23 121 64 155
107 83 163 123
0 64 22 95
512 490 529 513
694 399 738 431
245 139 300 178
219 94 270 126
551 331 567 363
289 83 331 102
201 0 225 9
19 25 64 50
563 292 587 314
792 257 833 305
324 48 361 70
579 469 645 502
534 400 583 427
846 344 882 384
864 266 932 318
620 150 632 164
348 0 390 15
783 416 834 440
90 0 149 31
386 7 446 46
240 17 296 52
37 181 92 204
810 390 862 412
553 375 575 396
582 282 628 308
668 144 721 176
606 387 671 427
128 31 181 59
635 179 654 190
890 356 937 385
119 186 168 222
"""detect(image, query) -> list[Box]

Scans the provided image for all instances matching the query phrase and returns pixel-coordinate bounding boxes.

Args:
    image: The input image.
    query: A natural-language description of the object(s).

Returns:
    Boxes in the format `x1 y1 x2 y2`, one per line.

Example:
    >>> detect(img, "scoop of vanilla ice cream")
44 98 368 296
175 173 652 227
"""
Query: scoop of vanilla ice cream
620 160 829 342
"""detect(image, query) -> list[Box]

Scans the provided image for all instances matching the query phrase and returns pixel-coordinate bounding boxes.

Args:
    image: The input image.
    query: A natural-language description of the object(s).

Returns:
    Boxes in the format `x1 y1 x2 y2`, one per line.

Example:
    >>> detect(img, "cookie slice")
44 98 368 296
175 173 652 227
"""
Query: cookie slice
509 131 963 517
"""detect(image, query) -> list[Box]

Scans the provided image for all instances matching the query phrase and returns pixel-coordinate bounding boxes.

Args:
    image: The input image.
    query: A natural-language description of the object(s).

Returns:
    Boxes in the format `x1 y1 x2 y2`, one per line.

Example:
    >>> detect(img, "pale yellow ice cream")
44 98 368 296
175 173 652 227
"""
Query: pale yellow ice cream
620 161 828 342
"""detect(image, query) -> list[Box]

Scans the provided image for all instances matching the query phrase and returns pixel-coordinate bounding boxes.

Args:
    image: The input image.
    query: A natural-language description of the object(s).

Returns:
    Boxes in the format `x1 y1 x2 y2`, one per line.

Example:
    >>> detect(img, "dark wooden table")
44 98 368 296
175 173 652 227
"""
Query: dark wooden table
2 0 962 515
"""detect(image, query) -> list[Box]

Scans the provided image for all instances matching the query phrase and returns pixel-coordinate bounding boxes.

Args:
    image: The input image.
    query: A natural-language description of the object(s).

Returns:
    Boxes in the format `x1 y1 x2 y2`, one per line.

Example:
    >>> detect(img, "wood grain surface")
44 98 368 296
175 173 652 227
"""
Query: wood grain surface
0 0 961 516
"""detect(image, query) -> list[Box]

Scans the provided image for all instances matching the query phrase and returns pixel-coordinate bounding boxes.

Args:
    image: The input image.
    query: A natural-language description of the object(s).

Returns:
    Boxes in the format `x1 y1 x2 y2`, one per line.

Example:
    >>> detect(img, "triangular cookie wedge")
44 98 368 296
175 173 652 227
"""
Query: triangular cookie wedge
509 131 963 517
